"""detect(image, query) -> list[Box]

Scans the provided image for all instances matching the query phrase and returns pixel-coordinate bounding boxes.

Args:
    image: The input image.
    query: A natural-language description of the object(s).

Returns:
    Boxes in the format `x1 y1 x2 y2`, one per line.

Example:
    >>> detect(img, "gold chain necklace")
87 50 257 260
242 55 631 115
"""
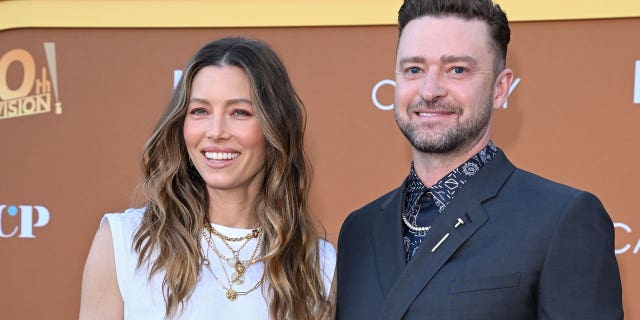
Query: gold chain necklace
202 249 263 301
203 229 263 285
206 223 261 242
204 224 262 275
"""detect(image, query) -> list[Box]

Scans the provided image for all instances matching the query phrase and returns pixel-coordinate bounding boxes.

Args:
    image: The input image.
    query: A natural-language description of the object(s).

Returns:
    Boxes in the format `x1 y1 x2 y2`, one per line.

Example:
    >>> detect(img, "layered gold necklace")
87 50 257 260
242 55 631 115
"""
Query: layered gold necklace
202 223 264 301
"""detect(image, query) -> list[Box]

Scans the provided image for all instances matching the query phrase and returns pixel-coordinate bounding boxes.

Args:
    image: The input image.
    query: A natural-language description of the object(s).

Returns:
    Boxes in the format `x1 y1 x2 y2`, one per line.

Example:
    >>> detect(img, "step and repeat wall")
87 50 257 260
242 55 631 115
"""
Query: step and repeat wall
1 1 639 319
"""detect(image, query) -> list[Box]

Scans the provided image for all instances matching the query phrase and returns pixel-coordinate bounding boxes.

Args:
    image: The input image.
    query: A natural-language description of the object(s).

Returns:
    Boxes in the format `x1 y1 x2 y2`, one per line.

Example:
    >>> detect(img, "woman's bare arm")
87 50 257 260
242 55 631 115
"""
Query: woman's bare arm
79 221 123 320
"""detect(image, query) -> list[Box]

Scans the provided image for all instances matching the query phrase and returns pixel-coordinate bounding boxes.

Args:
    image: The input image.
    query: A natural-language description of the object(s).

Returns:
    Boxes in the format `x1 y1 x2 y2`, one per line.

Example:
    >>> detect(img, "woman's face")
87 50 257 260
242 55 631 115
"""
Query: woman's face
183 65 266 195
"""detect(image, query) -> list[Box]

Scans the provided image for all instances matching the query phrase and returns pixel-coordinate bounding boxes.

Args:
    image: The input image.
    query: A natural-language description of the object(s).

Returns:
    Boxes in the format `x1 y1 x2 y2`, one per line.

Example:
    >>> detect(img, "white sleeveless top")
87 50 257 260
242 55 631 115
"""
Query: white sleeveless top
103 208 336 320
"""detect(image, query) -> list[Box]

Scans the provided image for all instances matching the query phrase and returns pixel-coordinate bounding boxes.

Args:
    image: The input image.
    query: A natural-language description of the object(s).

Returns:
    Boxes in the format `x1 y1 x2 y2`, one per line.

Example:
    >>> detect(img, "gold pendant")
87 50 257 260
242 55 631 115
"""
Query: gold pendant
227 257 238 267
231 272 244 286
225 289 238 301
231 272 244 285
235 261 246 274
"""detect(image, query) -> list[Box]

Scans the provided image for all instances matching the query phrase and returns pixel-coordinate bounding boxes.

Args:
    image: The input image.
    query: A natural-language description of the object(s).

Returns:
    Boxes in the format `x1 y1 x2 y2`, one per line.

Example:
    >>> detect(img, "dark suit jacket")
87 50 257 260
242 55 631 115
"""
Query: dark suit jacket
336 150 623 320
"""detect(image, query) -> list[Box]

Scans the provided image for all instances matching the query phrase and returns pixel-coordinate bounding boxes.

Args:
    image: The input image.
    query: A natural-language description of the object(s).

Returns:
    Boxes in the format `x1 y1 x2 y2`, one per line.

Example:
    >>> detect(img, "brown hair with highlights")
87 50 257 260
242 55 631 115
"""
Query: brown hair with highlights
134 37 329 319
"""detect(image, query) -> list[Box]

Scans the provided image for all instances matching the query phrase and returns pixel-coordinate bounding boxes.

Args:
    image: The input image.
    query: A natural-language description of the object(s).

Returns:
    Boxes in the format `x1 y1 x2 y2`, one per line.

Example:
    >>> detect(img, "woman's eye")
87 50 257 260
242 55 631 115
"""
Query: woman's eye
190 108 207 115
231 109 252 117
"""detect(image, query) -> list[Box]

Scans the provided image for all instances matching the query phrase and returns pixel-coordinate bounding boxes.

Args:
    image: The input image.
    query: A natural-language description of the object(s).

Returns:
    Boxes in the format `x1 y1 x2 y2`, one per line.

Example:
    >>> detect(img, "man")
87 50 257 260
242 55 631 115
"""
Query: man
336 0 623 319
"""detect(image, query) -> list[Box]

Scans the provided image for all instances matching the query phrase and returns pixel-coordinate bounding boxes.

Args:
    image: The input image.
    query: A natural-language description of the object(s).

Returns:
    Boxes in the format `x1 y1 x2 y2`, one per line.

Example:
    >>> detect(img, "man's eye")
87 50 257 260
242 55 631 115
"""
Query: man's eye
451 67 466 74
407 67 421 74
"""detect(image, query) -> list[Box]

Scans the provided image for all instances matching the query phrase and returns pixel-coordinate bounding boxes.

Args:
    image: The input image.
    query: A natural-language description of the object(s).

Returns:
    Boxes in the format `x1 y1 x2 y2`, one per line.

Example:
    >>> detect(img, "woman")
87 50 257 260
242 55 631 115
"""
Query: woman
80 37 335 319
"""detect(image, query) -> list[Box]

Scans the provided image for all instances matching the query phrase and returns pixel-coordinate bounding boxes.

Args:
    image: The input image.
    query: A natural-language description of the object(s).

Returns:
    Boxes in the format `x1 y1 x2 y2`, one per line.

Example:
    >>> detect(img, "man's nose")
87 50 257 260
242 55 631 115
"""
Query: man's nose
419 71 446 102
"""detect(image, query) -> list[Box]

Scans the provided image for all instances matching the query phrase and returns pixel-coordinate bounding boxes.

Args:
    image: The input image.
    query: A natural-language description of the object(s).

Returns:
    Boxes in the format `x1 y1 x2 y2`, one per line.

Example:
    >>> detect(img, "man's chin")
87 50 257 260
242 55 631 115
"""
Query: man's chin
410 139 458 154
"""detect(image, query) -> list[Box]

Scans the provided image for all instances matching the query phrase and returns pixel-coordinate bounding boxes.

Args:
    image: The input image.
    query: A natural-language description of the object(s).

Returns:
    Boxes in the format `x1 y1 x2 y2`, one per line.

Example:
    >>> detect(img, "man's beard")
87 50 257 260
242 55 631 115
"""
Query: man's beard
394 93 493 154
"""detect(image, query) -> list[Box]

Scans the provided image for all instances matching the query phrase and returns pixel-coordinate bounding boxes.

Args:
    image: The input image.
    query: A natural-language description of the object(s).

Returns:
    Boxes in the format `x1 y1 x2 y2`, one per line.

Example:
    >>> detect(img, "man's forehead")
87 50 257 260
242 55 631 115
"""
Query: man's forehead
397 16 493 59
397 55 478 66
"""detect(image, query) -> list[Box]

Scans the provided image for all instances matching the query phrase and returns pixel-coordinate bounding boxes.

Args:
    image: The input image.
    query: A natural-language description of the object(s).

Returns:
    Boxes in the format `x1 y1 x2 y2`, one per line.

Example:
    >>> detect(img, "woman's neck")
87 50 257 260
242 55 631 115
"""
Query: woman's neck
207 188 259 228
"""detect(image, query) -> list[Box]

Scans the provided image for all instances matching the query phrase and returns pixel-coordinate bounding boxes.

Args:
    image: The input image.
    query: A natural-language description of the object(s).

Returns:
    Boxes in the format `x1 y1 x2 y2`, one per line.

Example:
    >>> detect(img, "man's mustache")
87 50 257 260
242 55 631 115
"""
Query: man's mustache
407 99 460 114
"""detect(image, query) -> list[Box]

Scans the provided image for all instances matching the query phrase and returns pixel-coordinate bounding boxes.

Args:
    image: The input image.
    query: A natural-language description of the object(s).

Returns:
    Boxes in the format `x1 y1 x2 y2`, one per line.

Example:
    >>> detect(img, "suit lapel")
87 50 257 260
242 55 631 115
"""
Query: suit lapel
371 185 407 297
381 149 516 319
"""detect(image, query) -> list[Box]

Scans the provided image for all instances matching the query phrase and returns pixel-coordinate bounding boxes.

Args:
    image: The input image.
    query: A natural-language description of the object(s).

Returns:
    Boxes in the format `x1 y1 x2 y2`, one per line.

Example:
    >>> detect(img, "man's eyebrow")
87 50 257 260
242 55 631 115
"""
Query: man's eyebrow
397 55 477 67
398 56 425 67
441 55 477 65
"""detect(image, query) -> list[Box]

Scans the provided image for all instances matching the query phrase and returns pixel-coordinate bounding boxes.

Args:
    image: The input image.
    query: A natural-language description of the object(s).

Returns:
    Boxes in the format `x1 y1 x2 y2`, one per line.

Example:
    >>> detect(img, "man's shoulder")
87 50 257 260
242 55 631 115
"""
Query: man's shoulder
509 167 583 197
504 167 611 220
491 149 583 197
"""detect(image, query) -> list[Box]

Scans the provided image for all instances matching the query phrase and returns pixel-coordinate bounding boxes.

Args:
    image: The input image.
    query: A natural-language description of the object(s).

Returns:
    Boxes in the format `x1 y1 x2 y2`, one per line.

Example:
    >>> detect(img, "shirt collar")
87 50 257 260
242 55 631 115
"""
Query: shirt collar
405 141 498 212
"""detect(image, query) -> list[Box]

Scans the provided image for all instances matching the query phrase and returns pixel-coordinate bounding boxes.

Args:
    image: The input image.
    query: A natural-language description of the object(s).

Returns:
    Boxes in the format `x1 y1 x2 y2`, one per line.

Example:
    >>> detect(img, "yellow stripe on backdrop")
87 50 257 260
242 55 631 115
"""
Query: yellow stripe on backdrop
0 0 639 30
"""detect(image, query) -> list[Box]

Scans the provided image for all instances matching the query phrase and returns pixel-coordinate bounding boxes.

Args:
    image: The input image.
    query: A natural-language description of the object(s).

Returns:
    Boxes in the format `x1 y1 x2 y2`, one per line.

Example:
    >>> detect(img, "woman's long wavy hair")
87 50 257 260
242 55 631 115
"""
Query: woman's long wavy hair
133 37 328 319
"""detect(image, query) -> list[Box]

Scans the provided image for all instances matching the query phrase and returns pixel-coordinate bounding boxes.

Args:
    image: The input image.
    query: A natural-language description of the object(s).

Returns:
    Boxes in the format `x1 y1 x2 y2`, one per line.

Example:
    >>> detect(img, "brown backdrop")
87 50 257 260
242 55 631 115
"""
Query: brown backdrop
1 19 639 318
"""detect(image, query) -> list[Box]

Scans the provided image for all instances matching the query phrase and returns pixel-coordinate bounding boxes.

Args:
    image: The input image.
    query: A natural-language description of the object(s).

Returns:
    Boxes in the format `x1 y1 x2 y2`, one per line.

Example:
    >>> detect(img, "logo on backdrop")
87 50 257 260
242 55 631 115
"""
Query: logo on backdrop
174 70 183 89
0 42 62 120
0 204 50 238
634 60 639 104
614 222 640 255
371 77 522 111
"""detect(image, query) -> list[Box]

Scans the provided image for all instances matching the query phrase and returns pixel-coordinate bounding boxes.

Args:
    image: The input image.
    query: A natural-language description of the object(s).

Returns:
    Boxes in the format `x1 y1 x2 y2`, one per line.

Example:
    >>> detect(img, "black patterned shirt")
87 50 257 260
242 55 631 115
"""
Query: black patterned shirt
402 142 498 260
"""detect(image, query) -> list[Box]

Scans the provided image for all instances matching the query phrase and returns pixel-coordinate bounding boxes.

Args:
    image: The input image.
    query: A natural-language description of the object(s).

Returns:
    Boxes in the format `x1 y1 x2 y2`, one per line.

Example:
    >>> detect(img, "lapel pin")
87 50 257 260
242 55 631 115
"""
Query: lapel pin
431 233 450 253
454 217 464 228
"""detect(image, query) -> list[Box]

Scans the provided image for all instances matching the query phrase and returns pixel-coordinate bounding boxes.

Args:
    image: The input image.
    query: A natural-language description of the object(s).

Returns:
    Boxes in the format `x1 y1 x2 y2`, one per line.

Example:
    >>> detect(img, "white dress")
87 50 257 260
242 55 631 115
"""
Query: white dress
103 208 336 320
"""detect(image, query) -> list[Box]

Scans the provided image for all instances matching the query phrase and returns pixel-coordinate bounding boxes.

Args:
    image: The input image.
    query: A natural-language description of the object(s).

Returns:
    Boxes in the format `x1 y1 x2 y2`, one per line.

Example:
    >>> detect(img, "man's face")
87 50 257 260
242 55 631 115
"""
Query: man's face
394 16 507 155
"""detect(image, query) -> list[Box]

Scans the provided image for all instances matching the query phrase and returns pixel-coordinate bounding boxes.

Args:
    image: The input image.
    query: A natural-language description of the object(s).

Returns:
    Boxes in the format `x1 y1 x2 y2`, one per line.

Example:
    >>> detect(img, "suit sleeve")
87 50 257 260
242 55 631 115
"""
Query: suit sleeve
537 191 623 319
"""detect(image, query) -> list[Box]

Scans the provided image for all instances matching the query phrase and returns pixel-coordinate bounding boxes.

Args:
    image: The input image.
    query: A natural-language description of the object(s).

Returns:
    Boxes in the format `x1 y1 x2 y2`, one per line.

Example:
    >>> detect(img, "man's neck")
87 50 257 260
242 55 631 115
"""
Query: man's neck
412 137 491 187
